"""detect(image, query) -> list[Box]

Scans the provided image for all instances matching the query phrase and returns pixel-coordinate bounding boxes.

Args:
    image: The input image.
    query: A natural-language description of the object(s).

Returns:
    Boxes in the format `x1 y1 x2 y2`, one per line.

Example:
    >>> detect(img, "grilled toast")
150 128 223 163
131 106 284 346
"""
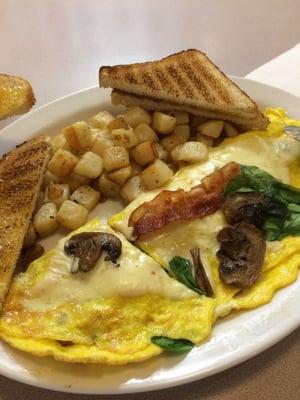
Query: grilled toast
100 49 268 130
0 74 36 120
0 136 50 307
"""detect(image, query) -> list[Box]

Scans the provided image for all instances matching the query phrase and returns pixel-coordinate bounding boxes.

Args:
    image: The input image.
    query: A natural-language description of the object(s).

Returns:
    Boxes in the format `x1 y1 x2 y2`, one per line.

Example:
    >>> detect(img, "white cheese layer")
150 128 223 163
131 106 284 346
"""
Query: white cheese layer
23 220 196 311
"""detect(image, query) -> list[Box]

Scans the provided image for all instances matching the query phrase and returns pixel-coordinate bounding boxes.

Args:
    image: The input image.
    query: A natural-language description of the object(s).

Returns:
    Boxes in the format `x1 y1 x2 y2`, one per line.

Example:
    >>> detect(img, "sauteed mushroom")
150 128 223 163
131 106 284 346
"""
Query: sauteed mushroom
64 232 122 273
222 193 265 227
217 222 266 289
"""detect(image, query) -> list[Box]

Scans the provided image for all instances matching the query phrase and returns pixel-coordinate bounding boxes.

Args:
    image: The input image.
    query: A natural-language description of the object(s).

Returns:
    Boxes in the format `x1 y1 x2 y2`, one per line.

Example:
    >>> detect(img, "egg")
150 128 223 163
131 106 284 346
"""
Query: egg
0 219 215 364
110 108 300 319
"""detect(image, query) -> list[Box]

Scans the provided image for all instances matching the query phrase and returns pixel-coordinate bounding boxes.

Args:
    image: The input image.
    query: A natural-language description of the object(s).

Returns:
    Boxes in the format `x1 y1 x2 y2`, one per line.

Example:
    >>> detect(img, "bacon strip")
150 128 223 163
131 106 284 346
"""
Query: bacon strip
129 162 240 238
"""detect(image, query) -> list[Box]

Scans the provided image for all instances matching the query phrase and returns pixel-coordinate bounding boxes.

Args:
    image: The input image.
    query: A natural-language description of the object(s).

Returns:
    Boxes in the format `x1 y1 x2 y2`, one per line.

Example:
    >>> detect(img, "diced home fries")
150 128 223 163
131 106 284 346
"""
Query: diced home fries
34 105 242 235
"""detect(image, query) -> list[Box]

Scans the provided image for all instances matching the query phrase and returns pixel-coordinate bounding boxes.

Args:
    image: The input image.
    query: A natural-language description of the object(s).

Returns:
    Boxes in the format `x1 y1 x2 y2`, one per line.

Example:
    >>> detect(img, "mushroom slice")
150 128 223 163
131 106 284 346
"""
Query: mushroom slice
217 222 266 289
222 193 265 227
190 248 214 297
64 232 122 273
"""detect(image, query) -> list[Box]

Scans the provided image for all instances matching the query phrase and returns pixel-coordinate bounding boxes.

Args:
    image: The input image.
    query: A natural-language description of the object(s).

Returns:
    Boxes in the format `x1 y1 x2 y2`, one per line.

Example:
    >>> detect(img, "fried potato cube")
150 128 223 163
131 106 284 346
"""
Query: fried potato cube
151 112 176 134
130 161 143 176
224 122 238 138
111 127 138 149
131 141 158 166
107 116 129 131
161 130 188 152
63 121 93 150
45 183 70 207
73 151 103 178
172 111 189 125
197 120 224 138
57 200 88 230
91 129 114 157
60 173 91 191
98 173 120 198
154 143 168 162
123 106 151 128
34 202 58 236
196 133 214 147
50 133 71 153
107 166 132 186
173 124 190 139
42 170 60 190
141 159 174 189
134 123 159 143
70 185 100 211
47 149 78 177
91 111 114 129
103 146 129 171
23 222 37 249
171 142 208 163
121 175 146 203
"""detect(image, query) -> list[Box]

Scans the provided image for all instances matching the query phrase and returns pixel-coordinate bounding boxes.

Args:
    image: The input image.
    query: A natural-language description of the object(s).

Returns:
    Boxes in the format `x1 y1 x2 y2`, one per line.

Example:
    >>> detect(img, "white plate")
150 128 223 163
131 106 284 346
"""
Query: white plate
0 78 299 394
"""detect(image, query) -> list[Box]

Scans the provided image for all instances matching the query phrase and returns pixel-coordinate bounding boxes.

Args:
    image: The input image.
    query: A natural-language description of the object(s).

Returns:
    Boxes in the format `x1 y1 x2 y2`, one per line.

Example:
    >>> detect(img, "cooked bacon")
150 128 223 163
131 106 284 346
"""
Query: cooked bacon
129 162 240 238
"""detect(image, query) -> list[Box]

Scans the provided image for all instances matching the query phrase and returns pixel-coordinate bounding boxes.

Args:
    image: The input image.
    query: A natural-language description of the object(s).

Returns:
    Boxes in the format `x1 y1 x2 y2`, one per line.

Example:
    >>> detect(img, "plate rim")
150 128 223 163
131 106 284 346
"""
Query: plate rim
0 77 299 394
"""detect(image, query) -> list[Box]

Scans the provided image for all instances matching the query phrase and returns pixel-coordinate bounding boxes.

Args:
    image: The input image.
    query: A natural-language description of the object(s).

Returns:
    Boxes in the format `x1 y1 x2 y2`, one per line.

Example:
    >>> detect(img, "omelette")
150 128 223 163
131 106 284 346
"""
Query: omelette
1 108 300 364
110 108 300 318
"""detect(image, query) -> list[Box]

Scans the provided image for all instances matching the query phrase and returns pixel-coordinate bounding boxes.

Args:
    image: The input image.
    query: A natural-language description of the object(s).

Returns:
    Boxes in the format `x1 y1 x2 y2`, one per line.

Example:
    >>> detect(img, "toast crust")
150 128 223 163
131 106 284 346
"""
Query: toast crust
99 49 267 128
0 136 50 307
111 89 268 130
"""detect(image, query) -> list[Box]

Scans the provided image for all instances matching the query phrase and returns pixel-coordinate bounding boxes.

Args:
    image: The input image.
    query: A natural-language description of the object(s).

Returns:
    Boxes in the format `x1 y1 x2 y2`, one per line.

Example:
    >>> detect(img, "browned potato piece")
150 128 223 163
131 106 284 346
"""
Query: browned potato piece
107 166 132 186
173 124 190 139
107 116 129 131
42 170 60 190
91 111 114 129
91 129 114 157
60 173 91 191
224 122 239 138
98 173 120 198
34 203 58 236
51 133 71 153
123 106 151 128
121 176 146 203
70 185 100 211
171 142 208 163
196 133 214 147
111 127 138 149
134 123 159 143
151 112 176 134
103 146 129 171
131 141 158 166
130 161 143 176
47 149 78 177
141 159 174 189
45 183 70 207
154 143 168 162
57 200 88 230
172 111 189 125
73 151 103 179
161 131 188 152
197 120 224 138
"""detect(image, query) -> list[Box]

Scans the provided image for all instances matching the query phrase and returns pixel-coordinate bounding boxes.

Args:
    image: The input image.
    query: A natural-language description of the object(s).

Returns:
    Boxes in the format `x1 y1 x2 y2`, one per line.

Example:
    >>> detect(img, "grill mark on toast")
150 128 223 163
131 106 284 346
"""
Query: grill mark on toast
139 71 160 91
154 69 179 96
165 66 195 99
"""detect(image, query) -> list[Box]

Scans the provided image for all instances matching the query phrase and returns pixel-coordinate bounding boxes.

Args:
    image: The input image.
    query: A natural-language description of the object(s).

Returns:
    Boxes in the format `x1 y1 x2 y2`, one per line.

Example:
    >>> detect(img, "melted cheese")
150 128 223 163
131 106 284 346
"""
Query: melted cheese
23 219 196 311
110 131 300 240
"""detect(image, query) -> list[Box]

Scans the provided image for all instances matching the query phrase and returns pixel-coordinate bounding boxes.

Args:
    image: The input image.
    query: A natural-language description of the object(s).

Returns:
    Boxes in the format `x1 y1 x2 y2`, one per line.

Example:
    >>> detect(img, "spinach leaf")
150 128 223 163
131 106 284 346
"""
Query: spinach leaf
225 165 300 241
169 256 206 295
151 336 194 353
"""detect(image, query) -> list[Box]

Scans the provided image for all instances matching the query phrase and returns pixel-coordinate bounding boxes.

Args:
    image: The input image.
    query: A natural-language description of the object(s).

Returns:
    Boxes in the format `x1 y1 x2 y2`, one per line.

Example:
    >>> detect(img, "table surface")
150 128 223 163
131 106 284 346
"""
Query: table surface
0 0 299 398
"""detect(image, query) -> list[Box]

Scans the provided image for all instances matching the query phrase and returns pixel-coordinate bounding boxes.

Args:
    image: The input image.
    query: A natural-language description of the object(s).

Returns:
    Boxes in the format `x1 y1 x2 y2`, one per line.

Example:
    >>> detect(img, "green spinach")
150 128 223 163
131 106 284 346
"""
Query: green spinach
151 336 194 353
169 256 206 295
225 165 300 241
